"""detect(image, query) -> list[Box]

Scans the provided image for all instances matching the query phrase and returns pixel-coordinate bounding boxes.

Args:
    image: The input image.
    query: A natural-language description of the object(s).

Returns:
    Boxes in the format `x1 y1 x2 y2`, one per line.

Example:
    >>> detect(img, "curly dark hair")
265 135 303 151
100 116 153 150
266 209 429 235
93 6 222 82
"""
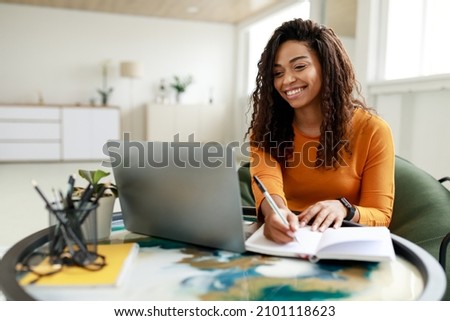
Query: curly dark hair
246 18 369 169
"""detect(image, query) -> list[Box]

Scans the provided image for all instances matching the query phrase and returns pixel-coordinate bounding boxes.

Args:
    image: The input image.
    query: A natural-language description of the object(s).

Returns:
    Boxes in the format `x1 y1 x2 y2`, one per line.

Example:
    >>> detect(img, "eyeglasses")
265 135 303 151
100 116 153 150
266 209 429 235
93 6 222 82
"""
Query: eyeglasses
17 248 106 285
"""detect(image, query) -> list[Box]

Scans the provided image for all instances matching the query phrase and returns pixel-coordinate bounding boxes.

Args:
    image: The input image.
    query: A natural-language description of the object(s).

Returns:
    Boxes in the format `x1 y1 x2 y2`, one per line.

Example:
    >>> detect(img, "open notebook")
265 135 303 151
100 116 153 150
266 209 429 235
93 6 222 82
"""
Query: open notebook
245 225 396 263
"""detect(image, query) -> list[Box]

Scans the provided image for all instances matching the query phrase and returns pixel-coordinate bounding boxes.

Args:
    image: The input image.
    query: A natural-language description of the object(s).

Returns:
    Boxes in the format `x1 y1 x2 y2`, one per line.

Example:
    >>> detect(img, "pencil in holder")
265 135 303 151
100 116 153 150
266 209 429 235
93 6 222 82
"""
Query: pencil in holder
47 201 99 265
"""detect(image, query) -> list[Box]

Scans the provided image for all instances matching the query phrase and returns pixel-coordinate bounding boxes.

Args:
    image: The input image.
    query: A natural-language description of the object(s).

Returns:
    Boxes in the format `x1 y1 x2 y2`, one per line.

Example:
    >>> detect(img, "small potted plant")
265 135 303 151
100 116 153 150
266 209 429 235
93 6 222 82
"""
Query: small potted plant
74 169 118 240
97 60 114 106
75 169 118 198
170 75 193 103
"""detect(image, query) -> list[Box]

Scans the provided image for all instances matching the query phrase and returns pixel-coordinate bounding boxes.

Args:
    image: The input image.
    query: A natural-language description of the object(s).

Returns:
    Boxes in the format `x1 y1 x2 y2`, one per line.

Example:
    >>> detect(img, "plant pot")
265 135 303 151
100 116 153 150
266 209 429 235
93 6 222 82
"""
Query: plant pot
81 195 116 241
95 195 116 240
175 92 184 103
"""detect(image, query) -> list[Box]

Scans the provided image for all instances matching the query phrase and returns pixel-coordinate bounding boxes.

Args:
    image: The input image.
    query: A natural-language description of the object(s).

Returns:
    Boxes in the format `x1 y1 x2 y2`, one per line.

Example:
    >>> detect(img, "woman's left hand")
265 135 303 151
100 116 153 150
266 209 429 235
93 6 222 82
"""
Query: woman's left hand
297 200 348 231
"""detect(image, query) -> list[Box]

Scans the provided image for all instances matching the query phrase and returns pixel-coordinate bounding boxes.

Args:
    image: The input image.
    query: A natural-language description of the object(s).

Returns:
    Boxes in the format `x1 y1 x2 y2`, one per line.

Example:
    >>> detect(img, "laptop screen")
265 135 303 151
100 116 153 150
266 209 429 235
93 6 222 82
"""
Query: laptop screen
106 140 247 253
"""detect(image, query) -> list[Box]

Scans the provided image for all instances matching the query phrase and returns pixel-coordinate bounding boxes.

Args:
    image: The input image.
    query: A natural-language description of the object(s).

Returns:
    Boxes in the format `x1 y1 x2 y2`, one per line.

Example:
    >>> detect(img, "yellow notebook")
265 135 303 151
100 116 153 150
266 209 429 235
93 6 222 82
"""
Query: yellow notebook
20 242 139 287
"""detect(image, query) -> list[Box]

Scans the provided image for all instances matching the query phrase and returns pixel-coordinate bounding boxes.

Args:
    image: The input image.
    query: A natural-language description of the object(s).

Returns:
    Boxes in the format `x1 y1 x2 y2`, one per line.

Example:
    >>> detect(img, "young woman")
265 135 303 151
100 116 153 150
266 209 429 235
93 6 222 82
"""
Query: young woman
247 18 395 244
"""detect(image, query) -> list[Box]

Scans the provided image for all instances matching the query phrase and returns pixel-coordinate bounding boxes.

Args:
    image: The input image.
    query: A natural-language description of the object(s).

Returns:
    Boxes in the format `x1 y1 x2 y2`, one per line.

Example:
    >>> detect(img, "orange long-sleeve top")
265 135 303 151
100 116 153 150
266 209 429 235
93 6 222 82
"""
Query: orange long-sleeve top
250 108 395 226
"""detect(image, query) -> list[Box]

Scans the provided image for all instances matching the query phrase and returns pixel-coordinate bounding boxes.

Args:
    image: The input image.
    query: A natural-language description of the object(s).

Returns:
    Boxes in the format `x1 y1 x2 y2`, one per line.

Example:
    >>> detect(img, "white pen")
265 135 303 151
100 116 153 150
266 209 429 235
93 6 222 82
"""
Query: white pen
253 175 301 243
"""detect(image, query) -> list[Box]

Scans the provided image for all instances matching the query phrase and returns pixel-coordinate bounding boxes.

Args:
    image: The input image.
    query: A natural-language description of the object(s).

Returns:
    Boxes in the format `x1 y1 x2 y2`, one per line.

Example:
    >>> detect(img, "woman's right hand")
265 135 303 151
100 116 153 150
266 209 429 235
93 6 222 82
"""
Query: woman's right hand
260 196 299 244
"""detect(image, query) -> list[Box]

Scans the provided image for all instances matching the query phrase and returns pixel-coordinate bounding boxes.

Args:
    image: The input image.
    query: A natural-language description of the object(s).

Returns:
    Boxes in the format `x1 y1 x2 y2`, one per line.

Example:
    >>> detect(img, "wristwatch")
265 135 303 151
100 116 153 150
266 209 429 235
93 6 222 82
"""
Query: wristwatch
338 197 356 221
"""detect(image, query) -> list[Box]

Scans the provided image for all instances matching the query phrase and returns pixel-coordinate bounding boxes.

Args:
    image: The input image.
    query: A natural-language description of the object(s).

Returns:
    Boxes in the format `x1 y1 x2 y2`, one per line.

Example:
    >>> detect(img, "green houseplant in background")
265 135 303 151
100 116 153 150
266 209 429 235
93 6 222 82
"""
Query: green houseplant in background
97 60 114 106
170 75 193 103
75 169 118 241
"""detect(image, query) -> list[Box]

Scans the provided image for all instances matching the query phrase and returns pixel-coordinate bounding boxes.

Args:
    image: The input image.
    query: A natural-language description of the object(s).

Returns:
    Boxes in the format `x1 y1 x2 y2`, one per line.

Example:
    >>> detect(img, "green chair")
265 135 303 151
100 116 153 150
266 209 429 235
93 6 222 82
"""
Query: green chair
390 156 450 300
238 156 450 300
238 162 255 207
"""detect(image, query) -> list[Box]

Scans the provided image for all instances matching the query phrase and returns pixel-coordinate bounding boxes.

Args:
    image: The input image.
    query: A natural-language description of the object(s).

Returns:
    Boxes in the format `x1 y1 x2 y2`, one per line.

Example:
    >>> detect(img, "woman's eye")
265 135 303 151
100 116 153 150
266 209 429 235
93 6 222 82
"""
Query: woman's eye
273 71 283 78
294 65 306 71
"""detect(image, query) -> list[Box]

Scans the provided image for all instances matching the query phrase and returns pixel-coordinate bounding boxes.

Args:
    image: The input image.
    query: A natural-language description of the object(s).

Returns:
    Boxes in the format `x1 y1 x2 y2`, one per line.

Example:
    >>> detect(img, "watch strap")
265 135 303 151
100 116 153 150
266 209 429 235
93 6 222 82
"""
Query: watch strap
338 197 356 221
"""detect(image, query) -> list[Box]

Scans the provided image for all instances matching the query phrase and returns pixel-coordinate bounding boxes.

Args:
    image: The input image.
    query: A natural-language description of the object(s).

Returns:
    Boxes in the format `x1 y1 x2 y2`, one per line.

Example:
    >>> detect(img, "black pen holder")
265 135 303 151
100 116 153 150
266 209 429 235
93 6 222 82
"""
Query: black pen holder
47 201 99 264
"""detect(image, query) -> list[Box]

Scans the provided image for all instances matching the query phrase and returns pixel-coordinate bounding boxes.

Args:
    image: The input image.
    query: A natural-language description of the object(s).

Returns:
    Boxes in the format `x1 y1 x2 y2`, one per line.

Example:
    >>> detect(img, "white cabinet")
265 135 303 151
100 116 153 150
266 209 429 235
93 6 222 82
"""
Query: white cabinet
146 103 226 142
0 105 61 161
62 107 120 160
0 105 120 161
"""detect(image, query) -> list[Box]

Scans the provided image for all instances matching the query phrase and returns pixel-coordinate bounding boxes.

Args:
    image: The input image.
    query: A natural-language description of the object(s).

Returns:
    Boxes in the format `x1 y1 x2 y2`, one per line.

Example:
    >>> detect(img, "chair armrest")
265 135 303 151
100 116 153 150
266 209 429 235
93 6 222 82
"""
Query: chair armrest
439 176 450 184
242 206 257 221
439 232 450 270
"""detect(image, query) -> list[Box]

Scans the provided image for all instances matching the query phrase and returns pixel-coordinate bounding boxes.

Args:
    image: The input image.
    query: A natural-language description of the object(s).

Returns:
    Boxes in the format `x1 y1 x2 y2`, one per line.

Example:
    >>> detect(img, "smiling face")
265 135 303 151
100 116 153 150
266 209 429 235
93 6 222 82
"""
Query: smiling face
273 40 323 111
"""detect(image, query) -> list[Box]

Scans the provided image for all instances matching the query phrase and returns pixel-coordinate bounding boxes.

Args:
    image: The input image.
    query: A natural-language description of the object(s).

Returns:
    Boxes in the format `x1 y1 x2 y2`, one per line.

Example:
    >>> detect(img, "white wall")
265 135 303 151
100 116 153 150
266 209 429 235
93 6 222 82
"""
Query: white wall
375 89 450 180
0 4 236 141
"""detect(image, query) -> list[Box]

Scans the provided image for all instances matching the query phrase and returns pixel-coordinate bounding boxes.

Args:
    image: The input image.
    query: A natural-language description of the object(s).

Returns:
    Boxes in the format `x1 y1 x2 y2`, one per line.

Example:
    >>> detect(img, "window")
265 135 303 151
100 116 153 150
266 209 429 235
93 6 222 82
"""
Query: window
384 0 450 80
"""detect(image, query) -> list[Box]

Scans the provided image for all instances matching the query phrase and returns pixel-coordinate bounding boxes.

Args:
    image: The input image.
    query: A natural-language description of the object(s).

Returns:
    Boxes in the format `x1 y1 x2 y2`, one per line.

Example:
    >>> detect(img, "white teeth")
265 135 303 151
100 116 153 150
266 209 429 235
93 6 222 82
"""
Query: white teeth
286 88 303 96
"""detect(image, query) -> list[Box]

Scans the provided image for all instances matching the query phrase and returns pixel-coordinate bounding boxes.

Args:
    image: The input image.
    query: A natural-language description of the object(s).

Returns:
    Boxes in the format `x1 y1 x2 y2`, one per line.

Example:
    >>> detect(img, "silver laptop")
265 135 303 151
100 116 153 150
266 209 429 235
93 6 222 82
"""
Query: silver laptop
106 140 247 253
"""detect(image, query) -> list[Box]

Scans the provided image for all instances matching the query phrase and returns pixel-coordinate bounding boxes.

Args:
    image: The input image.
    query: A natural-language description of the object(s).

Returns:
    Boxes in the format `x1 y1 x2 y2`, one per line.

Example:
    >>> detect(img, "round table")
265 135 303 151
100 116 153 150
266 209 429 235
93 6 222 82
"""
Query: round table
0 222 446 301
